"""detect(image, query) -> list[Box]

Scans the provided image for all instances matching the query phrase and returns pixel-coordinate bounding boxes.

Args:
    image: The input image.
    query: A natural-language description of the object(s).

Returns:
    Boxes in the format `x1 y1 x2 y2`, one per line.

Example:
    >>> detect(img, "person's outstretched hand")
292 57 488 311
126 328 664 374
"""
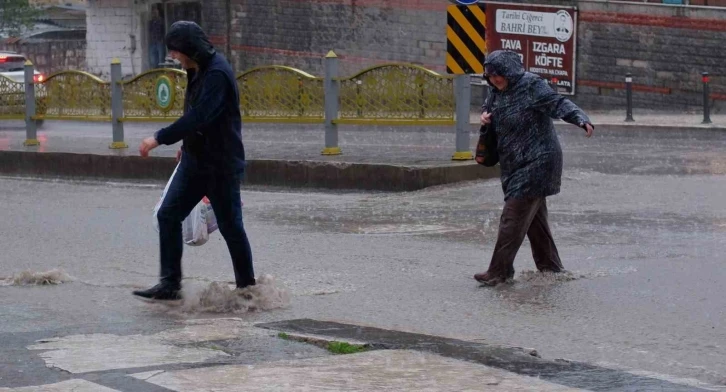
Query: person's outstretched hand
582 123 594 138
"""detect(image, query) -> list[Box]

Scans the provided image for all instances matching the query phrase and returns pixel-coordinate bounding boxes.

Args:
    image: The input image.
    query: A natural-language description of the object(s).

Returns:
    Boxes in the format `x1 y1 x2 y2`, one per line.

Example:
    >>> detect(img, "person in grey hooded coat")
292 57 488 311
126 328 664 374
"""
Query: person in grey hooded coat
474 50 594 286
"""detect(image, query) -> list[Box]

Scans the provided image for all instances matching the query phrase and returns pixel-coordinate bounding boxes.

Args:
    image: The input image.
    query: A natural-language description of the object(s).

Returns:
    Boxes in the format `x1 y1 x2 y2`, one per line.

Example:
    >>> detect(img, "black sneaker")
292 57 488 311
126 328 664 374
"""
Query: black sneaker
132 283 182 301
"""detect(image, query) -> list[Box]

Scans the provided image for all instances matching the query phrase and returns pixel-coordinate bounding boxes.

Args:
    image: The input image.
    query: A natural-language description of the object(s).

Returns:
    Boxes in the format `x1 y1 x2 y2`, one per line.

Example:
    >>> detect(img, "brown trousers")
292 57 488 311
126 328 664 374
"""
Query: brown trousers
486 197 563 278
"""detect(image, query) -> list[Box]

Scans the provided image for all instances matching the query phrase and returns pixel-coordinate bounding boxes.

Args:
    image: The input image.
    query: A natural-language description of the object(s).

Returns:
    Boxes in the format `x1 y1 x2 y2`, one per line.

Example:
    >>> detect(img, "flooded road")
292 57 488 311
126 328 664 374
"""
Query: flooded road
1 127 725 389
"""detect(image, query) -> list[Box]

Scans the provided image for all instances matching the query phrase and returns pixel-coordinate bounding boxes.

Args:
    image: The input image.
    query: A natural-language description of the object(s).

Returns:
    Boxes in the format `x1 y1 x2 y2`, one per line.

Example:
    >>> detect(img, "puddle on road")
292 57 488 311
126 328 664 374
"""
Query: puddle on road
480 267 639 291
355 224 466 236
515 270 579 285
0 269 73 286
514 267 639 286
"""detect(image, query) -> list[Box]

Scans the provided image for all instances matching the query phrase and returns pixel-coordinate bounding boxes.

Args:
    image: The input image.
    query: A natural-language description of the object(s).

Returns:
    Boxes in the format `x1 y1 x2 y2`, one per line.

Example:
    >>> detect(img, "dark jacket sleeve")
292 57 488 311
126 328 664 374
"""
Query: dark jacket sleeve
530 78 592 129
154 70 228 145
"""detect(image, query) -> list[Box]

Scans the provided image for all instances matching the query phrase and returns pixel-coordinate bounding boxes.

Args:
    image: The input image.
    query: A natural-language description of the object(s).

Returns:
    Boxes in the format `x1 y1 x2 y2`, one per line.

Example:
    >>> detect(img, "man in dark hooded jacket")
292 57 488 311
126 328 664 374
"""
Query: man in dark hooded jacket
135 21 255 300
474 50 594 286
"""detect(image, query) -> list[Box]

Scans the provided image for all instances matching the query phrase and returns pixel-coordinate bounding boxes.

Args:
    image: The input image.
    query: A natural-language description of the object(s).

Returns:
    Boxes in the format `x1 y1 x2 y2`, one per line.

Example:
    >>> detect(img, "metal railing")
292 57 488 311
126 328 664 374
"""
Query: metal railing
5 52 475 159
237 65 325 123
0 74 25 120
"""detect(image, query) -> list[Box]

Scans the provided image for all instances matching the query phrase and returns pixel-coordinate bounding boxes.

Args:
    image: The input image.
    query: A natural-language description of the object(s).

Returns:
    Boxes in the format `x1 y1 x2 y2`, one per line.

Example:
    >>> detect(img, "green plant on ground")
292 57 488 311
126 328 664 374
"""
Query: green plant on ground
326 341 368 355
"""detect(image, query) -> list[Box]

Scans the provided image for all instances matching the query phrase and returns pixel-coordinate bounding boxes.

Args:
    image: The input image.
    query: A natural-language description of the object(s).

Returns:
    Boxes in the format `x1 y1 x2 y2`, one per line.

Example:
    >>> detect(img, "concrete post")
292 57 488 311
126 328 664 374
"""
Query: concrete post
702 72 712 125
322 50 341 155
109 59 128 149
452 74 473 160
625 73 634 122
23 61 39 147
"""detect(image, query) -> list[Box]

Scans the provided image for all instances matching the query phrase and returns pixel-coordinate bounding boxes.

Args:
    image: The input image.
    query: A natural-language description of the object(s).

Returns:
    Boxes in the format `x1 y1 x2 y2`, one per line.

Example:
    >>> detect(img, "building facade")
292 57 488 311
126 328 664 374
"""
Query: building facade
85 0 726 111
85 0 200 77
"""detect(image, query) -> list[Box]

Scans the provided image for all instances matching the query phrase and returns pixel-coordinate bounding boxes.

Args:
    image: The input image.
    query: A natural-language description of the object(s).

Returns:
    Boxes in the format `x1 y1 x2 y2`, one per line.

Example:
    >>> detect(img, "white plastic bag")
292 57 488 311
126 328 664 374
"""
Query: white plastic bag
182 200 210 246
203 197 218 234
152 164 179 233
153 164 219 247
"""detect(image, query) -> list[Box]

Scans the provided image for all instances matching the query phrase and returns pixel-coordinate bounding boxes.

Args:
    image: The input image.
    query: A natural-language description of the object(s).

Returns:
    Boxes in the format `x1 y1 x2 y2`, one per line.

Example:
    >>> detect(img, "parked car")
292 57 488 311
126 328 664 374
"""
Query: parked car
0 51 44 83
1 51 45 126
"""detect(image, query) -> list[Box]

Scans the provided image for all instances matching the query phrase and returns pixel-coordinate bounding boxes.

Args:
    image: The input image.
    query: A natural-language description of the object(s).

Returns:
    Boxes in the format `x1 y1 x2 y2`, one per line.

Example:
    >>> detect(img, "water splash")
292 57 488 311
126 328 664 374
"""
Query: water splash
178 275 290 314
514 267 638 286
516 270 579 285
1 269 73 286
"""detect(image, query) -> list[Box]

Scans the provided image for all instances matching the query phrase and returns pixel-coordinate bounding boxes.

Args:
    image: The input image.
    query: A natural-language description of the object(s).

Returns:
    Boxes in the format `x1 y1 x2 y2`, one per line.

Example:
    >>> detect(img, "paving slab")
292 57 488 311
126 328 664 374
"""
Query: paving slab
132 350 585 392
0 380 121 392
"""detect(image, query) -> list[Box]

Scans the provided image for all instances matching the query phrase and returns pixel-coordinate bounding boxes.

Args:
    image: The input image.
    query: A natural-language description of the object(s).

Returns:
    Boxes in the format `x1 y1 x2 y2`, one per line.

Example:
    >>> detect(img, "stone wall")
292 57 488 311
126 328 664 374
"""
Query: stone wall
85 0 144 78
78 0 726 111
218 0 447 76
0 39 86 75
200 0 726 112
574 1 726 112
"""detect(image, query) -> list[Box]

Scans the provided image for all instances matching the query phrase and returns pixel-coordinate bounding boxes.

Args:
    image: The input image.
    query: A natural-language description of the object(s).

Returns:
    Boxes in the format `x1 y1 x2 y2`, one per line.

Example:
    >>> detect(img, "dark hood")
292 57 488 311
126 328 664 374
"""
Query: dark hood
483 50 525 87
165 21 216 66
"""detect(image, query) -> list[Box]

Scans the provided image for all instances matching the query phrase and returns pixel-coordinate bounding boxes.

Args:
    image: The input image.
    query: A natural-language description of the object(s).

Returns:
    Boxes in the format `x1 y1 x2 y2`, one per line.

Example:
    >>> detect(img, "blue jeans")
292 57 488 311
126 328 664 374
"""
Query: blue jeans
156 158 255 288
149 42 165 68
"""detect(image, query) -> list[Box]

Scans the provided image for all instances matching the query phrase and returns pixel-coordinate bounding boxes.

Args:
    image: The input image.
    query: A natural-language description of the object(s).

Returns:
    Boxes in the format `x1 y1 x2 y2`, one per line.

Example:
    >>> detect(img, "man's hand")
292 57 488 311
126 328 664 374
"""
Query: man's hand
480 112 492 125
139 136 159 157
583 123 594 138
176 148 182 162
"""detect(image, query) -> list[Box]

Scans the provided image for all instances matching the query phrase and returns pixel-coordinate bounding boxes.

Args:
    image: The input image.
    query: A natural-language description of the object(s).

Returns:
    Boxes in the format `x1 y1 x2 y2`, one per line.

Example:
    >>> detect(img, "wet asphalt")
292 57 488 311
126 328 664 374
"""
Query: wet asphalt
0 122 725 389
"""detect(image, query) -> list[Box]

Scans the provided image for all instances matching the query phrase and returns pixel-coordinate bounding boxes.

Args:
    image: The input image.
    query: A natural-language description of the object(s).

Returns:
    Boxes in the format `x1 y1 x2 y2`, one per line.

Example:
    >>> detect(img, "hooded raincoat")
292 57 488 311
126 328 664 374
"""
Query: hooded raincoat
154 21 245 175
148 22 256 293
482 50 591 201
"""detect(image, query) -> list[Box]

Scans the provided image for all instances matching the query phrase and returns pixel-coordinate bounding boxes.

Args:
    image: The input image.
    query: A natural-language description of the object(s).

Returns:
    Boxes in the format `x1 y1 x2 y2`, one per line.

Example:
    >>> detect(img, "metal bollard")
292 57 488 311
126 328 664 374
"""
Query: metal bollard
452 74 473 161
625 73 634 122
702 72 712 124
109 59 128 149
322 50 341 155
23 61 39 146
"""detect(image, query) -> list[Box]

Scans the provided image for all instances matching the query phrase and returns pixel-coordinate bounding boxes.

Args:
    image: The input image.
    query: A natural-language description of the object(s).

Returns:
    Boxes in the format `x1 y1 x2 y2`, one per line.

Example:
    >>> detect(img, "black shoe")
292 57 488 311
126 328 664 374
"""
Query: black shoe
474 272 507 286
132 283 182 301
236 278 256 290
474 270 514 287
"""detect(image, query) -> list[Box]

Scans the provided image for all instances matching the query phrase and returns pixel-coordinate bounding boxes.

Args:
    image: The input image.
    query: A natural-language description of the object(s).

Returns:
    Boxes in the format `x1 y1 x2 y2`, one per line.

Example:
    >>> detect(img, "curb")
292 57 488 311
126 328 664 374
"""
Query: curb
0 151 500 192
274 331 377 352
270 329 540 359
258 319 714 392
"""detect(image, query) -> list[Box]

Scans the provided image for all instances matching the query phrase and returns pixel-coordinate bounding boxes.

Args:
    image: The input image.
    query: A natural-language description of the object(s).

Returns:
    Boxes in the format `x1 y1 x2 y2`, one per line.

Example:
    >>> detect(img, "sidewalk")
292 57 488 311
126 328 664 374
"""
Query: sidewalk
1 317 717 391
0 119 496 191
472 111 726 130
0 111 724 191
563 112 726 130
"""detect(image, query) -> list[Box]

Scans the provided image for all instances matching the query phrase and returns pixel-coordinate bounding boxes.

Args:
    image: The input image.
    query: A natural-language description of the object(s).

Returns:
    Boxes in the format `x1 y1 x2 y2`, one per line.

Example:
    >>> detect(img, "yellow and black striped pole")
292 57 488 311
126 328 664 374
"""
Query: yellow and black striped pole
446 4 487 75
